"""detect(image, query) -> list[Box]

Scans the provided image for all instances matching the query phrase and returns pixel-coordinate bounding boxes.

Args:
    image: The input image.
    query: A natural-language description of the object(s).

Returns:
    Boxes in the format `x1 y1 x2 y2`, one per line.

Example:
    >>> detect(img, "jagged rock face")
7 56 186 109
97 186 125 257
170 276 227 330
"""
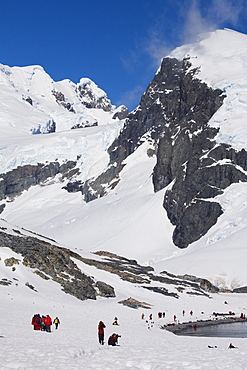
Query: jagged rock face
52 90 76 113
77 80 113 112
0 161 78 204
0 231 117 301
82 57 247 248
150 58 247 247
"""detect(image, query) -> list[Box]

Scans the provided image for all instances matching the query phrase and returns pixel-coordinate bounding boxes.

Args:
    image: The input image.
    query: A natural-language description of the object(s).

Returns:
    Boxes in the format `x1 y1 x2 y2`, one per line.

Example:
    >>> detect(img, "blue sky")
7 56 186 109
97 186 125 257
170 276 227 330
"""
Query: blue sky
0 0 247 110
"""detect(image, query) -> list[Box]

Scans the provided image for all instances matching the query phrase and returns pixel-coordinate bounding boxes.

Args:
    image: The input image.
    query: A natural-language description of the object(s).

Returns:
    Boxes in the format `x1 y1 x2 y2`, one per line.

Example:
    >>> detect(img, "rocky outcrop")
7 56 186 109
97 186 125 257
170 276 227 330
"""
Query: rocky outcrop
52 89 76 113
0 230 115 301
0 160 79 204
112 105 129 120
80 57 247 248
118 297 152 309
95 281 116 297
0 229 220 301
4 257 20 267
77 80 113 112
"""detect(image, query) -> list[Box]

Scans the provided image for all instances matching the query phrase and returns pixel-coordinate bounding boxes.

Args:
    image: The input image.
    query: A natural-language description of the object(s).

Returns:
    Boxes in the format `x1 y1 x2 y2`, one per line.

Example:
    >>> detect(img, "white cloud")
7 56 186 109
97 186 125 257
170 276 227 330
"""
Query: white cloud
117 85 144 110
183 0 245 43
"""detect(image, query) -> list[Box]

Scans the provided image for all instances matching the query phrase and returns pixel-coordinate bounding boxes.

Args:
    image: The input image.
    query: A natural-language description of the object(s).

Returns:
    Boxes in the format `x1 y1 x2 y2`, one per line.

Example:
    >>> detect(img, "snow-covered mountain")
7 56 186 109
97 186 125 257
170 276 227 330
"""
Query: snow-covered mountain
1 28 247 290
2 27 247 369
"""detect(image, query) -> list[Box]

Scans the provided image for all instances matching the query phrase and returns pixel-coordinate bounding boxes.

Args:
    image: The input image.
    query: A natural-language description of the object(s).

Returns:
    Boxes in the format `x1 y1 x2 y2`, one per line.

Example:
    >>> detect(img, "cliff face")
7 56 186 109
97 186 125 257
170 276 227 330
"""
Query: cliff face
1 55 247 251
82 57 247 248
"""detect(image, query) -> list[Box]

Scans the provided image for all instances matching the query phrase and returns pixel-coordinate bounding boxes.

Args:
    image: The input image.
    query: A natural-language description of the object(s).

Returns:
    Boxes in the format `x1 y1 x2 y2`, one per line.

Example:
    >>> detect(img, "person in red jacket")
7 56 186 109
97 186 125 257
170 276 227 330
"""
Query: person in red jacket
98 321 106 344
44 315 52 332
31 314 41 330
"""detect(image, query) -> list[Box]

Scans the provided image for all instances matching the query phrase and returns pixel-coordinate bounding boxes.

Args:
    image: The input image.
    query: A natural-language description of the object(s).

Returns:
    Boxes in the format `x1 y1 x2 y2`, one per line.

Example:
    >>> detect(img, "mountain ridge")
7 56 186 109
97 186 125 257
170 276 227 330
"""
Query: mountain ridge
0 28 247 289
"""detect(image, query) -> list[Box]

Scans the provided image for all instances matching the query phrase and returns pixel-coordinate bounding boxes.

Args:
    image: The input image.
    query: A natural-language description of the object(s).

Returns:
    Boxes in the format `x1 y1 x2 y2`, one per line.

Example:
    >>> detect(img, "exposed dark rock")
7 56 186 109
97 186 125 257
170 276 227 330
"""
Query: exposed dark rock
176 274 219 293
143 286 179 299
71 121 98 129
0 231 97 301
0 227 230 301
0 278 12 286
63 180 84 193
77 81 113 112
52 89 75 113
112 106 129 120
80 56 247 248
25 282 38 292
0 160 78 204
4 257 20 267
233 286 247 293
34 270 50 280
95 281 116 297
118 297 152 309
25 96 33 105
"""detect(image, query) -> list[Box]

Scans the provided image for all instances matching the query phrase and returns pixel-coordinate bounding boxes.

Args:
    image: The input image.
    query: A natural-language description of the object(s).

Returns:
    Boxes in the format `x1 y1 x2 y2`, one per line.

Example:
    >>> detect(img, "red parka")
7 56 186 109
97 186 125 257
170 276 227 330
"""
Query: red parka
44 316 52 325
98 322 106 334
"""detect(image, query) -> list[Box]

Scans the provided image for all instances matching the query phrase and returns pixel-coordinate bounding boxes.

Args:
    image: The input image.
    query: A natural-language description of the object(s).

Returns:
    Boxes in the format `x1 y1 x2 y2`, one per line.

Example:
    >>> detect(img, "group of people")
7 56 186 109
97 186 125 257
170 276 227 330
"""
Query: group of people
31 314 60 332
98 320 121 346
141 310 193 322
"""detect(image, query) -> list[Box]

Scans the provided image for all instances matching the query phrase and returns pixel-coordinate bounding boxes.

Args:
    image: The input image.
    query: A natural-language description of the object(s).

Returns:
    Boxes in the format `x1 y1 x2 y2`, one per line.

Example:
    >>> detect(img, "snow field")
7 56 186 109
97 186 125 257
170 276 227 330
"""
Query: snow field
1 277 247 369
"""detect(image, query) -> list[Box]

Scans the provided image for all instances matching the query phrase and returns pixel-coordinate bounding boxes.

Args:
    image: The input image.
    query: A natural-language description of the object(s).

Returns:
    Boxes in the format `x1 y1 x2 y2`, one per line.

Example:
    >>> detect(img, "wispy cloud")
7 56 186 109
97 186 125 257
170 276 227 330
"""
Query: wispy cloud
183 0 245 43
117 85 144 110
144 29 173 68
144 0 245 63
119 0 245 110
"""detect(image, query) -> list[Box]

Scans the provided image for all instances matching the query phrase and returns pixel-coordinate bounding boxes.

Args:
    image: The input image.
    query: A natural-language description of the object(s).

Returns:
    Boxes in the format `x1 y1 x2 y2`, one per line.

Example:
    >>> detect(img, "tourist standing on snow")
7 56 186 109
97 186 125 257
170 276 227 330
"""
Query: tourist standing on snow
31 314 41 330
44 315 52 332
53 317 60 329
112 317 119 325
98 321 106 345
41 315 46 331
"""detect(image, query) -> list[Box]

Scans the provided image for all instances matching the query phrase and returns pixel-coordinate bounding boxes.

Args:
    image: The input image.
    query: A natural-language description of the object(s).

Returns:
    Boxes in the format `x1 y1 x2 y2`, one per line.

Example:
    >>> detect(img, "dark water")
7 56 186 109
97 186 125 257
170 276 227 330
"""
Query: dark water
176 321 247 338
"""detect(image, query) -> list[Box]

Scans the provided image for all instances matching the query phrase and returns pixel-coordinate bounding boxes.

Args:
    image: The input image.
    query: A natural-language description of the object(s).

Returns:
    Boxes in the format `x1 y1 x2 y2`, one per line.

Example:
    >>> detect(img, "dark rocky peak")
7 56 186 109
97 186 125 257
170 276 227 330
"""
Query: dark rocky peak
79 57 225 201
77 78 113 112
52 89 76 113
77 56 247 250
112 105 129 120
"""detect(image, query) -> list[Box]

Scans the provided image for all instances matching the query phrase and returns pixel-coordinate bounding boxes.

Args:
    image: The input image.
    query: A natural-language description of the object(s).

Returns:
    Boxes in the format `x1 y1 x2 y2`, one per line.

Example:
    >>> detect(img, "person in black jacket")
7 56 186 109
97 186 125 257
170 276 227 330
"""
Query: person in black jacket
108 333 121 346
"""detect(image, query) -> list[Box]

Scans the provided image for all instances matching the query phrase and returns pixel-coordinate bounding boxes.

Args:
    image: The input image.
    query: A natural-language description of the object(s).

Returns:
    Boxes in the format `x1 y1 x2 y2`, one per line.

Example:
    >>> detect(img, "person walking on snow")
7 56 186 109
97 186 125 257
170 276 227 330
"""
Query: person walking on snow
98 321 106 345
53 317 60 329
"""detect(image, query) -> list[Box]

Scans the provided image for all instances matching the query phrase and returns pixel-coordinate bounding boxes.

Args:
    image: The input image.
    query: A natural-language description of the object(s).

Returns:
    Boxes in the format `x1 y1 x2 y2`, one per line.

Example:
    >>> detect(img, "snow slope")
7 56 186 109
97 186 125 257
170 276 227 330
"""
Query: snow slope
1 239 247 369
1 28 247 290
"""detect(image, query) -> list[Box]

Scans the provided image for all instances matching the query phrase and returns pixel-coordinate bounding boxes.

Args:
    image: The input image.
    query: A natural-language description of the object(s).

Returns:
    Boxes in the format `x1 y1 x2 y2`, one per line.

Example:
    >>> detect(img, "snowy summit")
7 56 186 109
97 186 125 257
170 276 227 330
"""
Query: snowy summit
1 28 247 369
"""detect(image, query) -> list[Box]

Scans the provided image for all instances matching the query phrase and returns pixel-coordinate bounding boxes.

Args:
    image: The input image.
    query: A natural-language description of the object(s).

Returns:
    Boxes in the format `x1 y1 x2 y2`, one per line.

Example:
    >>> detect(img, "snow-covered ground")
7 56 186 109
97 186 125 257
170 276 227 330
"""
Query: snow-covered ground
1 261 247 369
